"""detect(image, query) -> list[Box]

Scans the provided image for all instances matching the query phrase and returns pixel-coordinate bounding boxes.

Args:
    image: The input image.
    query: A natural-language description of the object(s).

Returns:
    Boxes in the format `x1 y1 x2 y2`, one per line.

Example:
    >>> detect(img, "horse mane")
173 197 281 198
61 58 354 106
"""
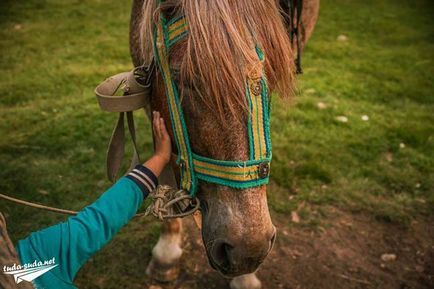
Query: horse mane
140 0 295 122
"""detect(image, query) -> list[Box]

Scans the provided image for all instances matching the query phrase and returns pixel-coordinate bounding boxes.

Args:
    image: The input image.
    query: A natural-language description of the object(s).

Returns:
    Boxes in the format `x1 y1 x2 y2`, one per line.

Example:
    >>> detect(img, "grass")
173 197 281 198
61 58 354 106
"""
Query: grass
269 0 434 223
0 0 433 287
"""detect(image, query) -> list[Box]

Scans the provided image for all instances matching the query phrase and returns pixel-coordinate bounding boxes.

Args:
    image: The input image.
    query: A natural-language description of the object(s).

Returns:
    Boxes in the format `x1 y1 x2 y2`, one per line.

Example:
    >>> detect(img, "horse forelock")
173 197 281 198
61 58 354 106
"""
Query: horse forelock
140 0 296 123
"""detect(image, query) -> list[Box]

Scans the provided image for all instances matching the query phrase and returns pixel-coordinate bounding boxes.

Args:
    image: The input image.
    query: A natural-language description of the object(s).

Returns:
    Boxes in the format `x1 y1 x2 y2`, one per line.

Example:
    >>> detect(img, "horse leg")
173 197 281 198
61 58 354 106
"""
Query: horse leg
146 218 183 282
230 273 262 289
300 0 320 49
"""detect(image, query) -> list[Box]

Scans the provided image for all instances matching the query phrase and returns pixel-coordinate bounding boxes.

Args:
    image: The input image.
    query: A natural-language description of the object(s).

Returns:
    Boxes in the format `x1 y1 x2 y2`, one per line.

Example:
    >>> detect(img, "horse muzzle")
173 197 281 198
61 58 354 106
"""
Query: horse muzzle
205 226 276 277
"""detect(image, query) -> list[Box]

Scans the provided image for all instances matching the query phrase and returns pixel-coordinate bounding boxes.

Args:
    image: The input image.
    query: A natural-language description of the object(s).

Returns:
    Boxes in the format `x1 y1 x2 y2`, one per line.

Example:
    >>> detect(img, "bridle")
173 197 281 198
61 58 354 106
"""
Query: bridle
153 15 272 196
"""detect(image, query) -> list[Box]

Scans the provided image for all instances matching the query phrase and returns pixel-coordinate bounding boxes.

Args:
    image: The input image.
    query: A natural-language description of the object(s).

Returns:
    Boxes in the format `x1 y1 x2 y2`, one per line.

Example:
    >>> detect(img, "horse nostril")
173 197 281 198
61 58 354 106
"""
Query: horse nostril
211 240 233 271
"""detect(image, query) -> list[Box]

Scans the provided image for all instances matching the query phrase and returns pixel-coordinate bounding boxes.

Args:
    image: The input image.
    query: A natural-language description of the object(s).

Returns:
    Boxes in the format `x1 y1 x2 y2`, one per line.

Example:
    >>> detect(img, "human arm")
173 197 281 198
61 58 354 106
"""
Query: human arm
15 111 172 287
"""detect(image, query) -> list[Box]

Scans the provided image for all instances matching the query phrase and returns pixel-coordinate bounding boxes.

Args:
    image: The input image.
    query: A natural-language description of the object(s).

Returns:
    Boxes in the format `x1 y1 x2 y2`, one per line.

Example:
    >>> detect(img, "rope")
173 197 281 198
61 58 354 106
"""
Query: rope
0 193 79 216
145 185 200 220
0 185 199 220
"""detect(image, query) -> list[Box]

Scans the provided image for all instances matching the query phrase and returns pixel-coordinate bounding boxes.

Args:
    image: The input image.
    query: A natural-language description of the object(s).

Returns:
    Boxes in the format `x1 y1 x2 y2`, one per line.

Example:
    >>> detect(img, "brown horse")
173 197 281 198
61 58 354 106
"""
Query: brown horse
129 0 319 288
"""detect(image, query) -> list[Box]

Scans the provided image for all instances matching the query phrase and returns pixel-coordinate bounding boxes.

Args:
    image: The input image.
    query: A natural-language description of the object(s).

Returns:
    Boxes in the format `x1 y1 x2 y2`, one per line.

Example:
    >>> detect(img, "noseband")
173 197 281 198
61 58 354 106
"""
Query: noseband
153 15 272 195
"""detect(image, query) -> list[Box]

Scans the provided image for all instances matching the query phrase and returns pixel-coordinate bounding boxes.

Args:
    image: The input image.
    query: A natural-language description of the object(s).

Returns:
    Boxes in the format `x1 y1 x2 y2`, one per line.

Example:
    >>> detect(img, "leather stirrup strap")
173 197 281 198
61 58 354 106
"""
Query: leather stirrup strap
106 112 125 182
95 66 153 181
127 111 140 172
104 111 141 182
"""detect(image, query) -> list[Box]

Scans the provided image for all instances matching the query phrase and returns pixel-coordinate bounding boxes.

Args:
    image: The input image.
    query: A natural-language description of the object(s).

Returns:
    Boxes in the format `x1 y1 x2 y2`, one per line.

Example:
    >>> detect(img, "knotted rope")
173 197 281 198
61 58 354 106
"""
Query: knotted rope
0 185 199 220
145 185 200 220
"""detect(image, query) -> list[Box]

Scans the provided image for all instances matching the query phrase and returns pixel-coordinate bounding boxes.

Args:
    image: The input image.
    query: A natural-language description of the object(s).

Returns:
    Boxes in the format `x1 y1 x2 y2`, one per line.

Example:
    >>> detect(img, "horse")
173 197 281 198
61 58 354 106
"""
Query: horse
129 1 319 288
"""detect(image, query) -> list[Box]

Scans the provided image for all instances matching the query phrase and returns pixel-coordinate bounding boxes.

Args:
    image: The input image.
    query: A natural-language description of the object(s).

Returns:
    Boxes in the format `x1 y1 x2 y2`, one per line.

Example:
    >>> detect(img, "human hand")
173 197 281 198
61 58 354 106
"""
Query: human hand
152 111 172 165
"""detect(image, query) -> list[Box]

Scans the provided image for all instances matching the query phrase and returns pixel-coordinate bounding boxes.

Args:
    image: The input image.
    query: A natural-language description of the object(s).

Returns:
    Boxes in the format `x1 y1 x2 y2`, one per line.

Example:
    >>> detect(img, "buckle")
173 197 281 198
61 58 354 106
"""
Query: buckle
179 159 186 170
250 80 262 96
258 162 270 179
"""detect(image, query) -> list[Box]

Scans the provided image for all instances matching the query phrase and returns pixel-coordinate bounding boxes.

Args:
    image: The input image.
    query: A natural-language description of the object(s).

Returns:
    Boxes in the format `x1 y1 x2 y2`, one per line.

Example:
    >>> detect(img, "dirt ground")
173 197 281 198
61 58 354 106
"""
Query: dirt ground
148 208 434 289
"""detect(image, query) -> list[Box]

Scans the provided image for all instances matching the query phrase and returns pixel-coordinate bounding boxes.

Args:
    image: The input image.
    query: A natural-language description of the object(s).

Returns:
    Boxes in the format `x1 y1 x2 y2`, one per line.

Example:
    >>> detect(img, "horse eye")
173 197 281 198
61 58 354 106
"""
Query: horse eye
172 68 181 82
171 68 193 89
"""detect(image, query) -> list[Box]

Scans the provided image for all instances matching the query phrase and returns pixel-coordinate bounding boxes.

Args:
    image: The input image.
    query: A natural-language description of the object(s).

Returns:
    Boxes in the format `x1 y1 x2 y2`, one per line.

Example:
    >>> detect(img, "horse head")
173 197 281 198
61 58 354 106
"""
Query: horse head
131 0 296 277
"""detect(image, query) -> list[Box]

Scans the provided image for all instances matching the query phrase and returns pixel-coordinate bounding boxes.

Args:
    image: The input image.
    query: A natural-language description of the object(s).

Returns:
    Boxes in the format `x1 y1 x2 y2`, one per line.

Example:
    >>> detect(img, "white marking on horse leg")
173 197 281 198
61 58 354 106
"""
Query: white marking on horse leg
230 273 262 289
146 218 183 282
151 222 183 264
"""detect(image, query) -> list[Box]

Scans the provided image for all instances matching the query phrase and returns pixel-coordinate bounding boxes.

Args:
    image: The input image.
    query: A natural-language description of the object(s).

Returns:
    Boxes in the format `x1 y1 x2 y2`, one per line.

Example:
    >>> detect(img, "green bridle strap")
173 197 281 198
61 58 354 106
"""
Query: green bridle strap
153 15 272 196
154 16 196 193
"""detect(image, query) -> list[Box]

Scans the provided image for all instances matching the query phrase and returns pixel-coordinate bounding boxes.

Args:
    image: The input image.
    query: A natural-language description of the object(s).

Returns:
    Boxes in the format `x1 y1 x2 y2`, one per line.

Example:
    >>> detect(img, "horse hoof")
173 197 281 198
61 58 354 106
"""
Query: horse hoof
146 258 180 282
230 273 262 289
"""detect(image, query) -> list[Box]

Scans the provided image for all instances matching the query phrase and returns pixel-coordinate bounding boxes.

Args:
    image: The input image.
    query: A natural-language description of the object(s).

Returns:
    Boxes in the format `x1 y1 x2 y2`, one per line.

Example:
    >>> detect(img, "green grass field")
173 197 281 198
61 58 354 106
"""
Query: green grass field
0 0 433 287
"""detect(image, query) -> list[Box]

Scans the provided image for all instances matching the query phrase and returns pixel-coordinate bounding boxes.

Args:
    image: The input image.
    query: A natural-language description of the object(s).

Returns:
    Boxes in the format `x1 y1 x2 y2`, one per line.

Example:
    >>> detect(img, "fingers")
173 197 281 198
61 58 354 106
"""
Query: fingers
153 111 169 140
152 111 157 137
159 117 169 139
151 111 172 163
153 111 161 139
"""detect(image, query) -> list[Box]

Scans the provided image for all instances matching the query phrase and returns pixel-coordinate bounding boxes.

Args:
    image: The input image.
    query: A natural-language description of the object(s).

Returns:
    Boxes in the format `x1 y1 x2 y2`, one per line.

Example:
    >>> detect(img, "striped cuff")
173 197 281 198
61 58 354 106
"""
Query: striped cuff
126 165 158 198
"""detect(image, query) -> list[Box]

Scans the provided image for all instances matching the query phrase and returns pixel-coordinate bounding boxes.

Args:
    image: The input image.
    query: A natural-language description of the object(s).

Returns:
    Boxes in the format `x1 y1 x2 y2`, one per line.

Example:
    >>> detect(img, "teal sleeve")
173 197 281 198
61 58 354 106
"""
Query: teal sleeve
16 177 146 286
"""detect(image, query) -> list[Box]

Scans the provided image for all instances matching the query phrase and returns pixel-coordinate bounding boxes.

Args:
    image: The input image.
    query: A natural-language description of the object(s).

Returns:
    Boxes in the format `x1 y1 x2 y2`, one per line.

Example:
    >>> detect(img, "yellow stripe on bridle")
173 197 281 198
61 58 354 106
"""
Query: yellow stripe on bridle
155 22 194 192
